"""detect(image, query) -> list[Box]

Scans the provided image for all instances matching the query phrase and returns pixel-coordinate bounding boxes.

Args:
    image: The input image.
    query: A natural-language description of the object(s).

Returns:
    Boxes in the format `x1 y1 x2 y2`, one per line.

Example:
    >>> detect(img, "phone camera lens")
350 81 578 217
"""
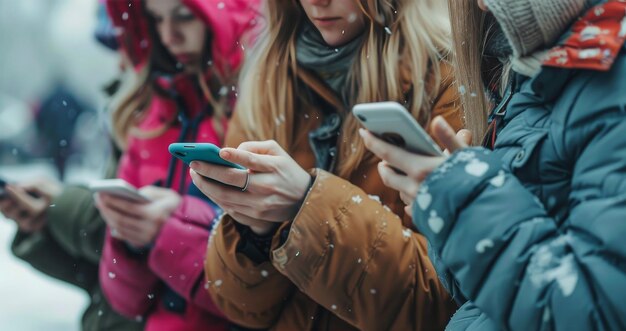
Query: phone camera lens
175 152 187 157
357 115 367 122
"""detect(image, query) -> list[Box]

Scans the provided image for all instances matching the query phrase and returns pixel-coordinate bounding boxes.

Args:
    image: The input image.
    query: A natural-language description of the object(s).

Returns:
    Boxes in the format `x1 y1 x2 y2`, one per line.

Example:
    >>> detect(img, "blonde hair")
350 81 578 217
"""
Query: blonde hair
447 0 509 142
235 0 452 178
111 5 231 150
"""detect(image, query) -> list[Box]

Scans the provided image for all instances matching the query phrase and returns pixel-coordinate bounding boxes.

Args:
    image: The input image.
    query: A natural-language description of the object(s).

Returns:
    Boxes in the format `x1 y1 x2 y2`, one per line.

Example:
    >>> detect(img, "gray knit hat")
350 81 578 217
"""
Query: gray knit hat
483 0 588 57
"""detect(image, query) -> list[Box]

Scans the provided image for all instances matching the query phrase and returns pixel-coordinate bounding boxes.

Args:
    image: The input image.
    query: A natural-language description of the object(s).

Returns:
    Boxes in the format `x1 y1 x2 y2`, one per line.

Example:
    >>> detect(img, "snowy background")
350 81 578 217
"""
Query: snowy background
0 0 120 329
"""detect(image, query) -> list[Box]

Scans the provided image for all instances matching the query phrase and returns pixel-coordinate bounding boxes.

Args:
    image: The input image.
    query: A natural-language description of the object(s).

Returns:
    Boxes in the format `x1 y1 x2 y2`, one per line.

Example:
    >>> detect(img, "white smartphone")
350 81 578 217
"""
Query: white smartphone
353 102 443 156
89 179 151 203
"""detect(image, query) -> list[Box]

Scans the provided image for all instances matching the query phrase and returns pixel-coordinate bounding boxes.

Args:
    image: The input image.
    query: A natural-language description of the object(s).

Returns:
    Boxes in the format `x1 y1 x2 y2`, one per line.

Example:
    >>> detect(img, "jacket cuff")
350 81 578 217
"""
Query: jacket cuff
210 214 282 285
234 222 276 264
270 170 338 284
412 147 504 250
233 173 315 264
207 214 290 311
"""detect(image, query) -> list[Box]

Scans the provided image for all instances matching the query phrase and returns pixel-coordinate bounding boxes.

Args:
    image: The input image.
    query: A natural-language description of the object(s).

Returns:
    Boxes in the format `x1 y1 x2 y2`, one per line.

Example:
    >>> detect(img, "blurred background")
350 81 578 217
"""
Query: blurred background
0 0 120 329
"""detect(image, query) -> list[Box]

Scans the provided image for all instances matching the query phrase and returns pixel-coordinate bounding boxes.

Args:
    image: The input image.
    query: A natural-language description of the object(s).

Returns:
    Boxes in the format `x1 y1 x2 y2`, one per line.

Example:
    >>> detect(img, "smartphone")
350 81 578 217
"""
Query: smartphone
89 179 151 203
0 177 40 199
353 102 443 156
168 143 245 170
0 177 7 198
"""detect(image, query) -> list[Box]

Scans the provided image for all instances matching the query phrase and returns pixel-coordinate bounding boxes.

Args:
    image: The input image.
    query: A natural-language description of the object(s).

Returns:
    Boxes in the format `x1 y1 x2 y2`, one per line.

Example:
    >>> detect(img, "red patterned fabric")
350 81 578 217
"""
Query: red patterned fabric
544 0 626 71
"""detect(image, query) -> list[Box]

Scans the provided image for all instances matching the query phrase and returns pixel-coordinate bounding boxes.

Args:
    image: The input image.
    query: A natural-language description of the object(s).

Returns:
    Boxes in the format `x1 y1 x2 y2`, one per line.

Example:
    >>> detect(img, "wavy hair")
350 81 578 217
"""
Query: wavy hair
235 0 452 178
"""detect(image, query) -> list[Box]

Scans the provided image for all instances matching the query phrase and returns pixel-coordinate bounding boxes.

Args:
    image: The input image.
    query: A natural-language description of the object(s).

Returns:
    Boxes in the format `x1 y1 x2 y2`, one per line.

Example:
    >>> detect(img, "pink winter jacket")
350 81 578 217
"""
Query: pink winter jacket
99 0 260 330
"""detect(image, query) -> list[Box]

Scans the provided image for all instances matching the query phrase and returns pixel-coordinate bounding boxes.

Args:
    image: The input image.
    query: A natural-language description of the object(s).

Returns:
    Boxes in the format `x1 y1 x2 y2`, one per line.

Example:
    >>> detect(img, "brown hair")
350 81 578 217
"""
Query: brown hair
235 0 452 178
447 0 511 142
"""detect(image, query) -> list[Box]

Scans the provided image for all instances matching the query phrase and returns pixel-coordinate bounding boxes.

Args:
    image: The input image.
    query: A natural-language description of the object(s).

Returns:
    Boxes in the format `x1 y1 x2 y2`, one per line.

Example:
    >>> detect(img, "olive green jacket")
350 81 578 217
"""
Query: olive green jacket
11 153 144 331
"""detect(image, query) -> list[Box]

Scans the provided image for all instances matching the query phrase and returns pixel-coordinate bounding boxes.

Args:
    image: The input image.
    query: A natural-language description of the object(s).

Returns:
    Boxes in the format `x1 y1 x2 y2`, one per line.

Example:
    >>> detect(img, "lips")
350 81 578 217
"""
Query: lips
313 17 341 27
174 53 196 64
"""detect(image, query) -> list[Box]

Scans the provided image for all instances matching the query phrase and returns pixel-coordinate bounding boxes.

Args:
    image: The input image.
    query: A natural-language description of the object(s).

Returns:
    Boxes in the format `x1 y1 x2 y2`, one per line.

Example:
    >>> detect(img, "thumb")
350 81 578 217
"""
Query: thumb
220 140 288 172
236 140 288 157
431 116 471 153
218 148 277 173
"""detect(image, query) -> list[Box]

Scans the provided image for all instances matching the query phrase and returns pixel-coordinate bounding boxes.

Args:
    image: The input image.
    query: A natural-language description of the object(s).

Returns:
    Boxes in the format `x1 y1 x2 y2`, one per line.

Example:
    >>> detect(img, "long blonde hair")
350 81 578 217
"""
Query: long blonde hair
235 0 452 178
111 4 230 150
447 0 509 142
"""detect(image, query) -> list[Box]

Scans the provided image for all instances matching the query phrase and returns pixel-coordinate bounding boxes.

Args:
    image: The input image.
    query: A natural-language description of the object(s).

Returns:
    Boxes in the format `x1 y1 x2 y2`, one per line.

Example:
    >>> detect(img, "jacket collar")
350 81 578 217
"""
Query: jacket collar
521 0 626 102
543 0 626 72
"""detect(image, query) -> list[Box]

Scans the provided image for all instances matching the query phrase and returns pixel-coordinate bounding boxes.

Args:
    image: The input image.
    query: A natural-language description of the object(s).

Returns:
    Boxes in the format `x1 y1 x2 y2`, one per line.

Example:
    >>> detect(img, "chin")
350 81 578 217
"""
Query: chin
182 63 202 74
321 35 348 48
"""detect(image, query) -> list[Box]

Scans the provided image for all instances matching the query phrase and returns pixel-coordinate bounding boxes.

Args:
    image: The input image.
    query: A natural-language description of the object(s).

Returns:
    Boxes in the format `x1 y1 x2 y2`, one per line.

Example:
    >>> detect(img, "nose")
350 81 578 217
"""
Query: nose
159 19 182 48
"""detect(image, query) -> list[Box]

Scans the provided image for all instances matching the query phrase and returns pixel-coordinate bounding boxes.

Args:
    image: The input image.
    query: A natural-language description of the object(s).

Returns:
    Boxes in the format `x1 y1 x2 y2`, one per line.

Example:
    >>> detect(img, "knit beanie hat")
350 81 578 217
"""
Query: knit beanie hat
483 0 588 57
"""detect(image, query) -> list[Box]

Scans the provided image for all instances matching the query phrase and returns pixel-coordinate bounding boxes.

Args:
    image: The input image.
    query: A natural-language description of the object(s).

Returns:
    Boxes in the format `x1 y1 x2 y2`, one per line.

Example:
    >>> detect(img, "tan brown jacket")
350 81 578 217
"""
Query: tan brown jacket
205 63 463 331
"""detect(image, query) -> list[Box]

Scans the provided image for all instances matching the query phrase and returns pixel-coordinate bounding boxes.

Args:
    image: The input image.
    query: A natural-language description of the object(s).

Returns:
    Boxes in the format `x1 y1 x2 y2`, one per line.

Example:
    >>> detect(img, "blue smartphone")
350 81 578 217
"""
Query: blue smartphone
168 143 245 170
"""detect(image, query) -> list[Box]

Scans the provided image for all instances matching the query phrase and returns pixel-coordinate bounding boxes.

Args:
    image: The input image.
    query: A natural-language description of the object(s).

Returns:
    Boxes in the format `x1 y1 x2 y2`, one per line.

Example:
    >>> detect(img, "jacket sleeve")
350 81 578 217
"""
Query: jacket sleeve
100 229 161 318
45 185 107 263
11 184 108 291
147 195 224 317
11 228 99 291
37 146 120 264
11 147 120 290
414 127 626 331
270 170 456 331
205 214 297 329
202 112 299 329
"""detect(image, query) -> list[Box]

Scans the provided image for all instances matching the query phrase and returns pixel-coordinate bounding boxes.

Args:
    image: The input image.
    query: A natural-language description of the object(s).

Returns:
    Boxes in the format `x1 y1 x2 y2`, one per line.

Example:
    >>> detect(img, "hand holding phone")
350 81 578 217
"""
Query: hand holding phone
0 179 54 233
89 179 151 203
168 143 245 170
353 102 443 156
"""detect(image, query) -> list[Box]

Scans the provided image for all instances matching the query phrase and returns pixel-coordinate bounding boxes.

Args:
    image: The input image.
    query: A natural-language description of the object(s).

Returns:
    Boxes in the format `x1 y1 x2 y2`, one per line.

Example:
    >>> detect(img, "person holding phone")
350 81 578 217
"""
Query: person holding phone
94 0 259 330
189 0 465 330
364 0 626 330
0 172 149 331
0 3 145 329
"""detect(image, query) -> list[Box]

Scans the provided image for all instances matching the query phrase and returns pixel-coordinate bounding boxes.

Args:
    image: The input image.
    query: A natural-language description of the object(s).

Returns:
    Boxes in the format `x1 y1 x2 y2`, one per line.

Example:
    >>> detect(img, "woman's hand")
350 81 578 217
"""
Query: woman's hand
361 116 472 217
95 186 181 248
0 179 62 233
189 140 312 235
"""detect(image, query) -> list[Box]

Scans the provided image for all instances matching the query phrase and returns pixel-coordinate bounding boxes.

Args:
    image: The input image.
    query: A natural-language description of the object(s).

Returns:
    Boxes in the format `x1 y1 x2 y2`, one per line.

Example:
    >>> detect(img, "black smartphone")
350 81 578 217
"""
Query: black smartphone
0 177 8 198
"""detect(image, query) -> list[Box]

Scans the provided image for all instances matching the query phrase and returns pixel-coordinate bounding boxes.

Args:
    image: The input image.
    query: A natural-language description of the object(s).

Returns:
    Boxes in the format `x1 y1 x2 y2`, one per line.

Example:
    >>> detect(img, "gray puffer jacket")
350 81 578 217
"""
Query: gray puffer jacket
412 3 626 331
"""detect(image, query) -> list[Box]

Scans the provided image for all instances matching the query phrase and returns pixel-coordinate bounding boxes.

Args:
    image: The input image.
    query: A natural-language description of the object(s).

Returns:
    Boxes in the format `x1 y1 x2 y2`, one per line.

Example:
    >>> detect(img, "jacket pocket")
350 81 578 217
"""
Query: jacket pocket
510 130 548 170
496 119 549 177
